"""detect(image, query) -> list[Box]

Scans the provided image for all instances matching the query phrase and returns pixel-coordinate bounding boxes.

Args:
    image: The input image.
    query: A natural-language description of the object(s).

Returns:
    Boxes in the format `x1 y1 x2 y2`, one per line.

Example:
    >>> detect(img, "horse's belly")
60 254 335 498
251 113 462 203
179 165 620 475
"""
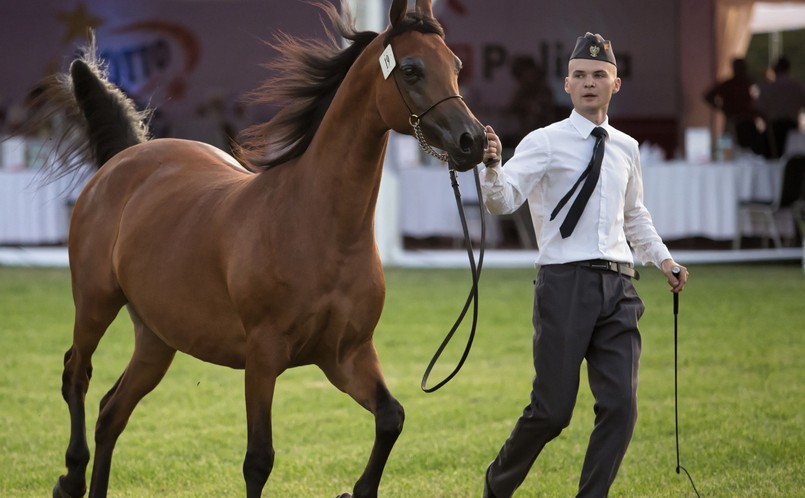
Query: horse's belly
128 293 248 369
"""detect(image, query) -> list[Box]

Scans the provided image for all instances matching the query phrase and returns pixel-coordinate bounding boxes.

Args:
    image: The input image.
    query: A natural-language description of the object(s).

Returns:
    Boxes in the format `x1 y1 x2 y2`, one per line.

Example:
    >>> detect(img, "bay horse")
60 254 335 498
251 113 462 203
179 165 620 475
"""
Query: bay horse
38 0 485 497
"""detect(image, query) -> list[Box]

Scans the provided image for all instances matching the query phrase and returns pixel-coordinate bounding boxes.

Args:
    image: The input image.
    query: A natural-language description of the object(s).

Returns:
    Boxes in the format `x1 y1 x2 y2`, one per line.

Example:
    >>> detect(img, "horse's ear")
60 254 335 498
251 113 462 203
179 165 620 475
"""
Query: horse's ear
389 0 407 27
415 0 433 18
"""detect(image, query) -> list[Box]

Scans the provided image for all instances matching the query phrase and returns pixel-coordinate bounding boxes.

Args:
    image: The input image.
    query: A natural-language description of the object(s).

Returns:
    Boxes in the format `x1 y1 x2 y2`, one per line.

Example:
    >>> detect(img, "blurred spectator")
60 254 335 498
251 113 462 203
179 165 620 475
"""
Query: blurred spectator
757 56 805 158
505 57 555 145
147 108 172 139
704 58 763 154
0 103 7 133
192 92 247 156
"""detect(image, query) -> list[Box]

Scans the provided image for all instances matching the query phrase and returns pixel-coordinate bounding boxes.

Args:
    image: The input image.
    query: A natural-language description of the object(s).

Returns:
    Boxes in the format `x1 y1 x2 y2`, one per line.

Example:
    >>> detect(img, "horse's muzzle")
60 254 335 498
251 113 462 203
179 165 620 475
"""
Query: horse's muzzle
448 124 486 171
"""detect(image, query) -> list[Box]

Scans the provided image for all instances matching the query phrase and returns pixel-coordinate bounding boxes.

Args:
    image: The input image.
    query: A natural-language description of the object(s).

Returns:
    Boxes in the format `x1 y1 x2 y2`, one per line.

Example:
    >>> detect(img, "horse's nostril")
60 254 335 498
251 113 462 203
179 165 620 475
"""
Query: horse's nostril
459 132 474 152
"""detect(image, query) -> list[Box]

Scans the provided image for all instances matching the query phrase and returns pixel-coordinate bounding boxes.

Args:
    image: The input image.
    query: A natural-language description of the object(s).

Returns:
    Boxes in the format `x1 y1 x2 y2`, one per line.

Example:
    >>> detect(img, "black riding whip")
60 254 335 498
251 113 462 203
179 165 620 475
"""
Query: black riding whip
672 267 701 497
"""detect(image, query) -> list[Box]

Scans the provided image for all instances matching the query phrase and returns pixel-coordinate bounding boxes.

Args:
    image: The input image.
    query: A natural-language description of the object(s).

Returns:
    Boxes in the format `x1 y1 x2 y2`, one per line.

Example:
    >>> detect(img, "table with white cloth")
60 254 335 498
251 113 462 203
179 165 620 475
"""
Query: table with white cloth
641 157 783 241
0 170 87 245
398 167 492 243
399 157 784 245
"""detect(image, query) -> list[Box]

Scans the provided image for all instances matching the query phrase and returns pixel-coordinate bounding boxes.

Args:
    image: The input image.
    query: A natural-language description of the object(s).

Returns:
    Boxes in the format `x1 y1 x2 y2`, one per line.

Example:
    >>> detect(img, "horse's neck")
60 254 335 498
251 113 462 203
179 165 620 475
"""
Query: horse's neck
300 67 389 234
251 64 389 247
309 69 389 181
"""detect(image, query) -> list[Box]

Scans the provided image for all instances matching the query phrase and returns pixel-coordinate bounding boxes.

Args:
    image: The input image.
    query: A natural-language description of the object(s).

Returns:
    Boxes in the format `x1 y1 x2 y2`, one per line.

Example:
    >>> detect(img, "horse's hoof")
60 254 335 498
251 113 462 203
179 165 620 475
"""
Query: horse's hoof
335 494 352 498
52 478 85 498
52 483 72 498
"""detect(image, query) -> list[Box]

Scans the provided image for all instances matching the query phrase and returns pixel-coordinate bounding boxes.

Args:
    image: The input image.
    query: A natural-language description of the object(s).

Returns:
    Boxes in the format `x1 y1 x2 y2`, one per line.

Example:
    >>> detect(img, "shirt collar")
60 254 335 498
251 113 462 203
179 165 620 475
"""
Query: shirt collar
570 109 610 139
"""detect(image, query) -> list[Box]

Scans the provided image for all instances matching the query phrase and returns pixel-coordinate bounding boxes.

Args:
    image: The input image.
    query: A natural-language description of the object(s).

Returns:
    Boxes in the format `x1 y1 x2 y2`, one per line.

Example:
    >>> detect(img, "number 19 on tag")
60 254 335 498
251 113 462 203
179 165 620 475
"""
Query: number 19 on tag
379 44 396 79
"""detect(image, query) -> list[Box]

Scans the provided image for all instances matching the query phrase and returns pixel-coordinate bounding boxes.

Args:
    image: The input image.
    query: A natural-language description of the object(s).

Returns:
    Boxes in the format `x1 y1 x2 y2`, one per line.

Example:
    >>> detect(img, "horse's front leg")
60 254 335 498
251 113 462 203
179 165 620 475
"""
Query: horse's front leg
323 341 405 498
353 381 405 498
242 342 283 498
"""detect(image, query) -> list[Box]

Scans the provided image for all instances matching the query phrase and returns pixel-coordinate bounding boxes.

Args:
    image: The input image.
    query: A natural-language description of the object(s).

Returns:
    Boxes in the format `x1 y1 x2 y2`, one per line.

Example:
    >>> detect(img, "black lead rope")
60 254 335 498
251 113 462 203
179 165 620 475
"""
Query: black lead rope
673 285 701 497
421 166 485 393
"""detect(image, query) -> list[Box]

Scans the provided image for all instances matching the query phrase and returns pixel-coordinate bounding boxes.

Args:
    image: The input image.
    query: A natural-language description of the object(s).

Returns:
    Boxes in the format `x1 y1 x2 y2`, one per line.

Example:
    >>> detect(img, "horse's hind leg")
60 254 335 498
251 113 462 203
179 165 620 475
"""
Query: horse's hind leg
88 307 176 498
322 342 405 498
54 293 125 498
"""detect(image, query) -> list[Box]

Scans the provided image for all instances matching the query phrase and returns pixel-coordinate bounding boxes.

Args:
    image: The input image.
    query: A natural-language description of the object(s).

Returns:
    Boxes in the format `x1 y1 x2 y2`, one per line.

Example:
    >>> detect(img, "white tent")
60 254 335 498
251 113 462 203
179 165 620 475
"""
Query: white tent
751 2 805 32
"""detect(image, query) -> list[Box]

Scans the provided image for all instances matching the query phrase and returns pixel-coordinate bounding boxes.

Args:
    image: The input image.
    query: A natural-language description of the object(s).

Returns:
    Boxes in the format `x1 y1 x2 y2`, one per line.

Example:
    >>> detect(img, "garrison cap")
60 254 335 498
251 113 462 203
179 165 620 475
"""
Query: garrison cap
570 32 616 66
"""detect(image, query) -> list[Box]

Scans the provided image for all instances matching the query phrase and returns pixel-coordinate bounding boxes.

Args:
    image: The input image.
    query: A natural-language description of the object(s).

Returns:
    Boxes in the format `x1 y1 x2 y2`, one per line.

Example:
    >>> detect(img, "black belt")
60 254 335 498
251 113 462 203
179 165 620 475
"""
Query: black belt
569 259 640 280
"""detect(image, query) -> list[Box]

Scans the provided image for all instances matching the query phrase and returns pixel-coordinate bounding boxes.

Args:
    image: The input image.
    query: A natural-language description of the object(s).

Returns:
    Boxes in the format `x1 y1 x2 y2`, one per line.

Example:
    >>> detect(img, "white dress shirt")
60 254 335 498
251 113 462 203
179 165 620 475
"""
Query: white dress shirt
480 110 672 267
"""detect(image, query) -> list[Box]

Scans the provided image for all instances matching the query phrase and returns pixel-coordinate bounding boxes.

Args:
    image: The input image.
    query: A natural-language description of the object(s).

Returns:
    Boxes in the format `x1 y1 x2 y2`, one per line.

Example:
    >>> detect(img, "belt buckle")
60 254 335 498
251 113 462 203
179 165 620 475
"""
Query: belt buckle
590 261 610 270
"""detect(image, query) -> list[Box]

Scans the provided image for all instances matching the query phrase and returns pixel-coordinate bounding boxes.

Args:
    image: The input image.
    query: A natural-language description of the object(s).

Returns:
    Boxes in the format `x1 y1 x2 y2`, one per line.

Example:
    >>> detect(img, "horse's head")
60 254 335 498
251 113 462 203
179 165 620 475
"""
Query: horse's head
376 0 485 172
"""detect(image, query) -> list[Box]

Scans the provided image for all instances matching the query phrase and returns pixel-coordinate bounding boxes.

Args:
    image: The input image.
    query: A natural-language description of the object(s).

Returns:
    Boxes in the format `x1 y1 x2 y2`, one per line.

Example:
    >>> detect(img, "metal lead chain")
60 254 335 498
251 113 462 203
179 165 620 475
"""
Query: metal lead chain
410 115 449 163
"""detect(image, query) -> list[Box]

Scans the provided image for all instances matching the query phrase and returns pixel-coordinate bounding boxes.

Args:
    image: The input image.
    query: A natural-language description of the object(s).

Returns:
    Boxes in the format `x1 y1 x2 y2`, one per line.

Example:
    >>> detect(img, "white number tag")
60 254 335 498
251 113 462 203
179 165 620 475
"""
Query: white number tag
379 44 396 79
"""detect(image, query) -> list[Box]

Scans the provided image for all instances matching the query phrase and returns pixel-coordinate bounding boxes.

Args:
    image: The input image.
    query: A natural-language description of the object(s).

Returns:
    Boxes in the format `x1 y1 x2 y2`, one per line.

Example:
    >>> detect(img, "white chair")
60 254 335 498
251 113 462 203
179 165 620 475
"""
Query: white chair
734 155 805 249
783 131 805 157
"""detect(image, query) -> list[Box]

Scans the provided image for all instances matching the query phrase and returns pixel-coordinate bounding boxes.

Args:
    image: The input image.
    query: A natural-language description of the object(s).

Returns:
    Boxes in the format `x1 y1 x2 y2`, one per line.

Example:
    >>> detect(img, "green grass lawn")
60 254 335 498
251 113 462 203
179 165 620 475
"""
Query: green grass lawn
0 263 803 497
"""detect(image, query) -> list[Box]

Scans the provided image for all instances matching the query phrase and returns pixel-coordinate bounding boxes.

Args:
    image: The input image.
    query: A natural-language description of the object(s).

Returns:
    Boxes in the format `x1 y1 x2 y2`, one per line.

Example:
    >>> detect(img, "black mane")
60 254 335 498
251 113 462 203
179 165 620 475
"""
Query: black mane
237 2 444 170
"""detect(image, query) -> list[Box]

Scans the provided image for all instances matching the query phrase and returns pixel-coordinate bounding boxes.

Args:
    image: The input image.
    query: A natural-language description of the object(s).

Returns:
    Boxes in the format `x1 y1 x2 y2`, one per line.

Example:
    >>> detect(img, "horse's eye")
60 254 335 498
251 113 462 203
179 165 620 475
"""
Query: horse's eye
401 65 421 82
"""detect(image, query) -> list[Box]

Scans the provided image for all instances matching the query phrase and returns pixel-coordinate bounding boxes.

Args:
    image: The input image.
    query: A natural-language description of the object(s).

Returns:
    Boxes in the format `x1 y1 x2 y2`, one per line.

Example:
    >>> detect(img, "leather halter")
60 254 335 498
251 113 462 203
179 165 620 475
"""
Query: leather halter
390 59 464 163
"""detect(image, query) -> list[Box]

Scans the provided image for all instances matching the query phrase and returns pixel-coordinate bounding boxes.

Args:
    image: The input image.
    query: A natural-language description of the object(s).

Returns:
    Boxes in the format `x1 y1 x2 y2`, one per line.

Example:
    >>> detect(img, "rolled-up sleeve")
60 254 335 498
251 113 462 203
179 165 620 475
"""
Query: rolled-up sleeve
623 151 672 267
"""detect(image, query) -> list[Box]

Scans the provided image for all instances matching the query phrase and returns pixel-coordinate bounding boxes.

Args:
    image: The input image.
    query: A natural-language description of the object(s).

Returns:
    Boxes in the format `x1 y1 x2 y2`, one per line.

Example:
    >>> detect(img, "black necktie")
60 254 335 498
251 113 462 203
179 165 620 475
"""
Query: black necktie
550 126 608 238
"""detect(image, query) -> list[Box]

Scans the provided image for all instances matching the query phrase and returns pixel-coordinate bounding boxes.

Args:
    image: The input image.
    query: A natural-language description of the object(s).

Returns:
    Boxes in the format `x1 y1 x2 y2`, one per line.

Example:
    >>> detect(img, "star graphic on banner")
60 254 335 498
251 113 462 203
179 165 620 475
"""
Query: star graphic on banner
56 3 103 44
446 0 468 15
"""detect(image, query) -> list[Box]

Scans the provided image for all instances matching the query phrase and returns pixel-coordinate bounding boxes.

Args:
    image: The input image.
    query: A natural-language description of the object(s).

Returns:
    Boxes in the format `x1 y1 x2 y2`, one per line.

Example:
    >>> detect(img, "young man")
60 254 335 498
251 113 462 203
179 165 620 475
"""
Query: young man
480 33 689 498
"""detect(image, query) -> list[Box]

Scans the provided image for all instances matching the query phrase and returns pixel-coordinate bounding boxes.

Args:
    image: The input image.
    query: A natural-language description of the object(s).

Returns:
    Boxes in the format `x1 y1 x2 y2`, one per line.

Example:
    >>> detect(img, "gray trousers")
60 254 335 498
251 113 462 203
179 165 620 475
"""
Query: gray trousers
486 264 645 498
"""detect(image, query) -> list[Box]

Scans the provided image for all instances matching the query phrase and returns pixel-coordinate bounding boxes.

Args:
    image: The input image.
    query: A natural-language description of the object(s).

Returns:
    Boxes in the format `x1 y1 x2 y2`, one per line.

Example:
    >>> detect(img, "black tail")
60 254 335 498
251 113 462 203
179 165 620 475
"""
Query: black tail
69 57 149 168
11 36 150 182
